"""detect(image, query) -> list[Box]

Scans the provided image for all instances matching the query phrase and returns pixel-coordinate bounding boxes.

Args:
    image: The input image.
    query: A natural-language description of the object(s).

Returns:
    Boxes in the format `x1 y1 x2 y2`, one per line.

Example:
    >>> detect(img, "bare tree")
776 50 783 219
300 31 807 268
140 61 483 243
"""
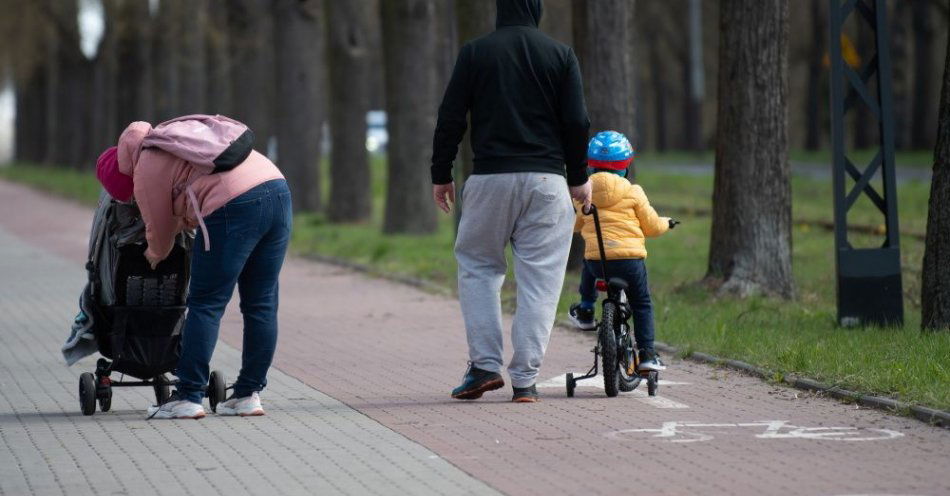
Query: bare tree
706 0 793 298
890 1 911 150
115 0 153 127
572 0 636 142
683 0 704 151
205 5 232 116
570 0 636 269
274 0 326 212
539 0 571 44
804 0 825 151
326 0 377 222
90 0 119 155
178 0 208 114
152 0 181 122
44 0 92 167
921 32 950 331
228 0 276 152
381 0 440 234
911 0 937 149
454 0 494 181
4 1 51 163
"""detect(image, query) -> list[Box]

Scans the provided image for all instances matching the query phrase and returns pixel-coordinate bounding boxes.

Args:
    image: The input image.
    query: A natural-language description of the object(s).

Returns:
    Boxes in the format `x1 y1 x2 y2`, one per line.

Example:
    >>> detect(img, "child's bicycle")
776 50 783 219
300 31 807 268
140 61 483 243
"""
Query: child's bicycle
565 204 659 398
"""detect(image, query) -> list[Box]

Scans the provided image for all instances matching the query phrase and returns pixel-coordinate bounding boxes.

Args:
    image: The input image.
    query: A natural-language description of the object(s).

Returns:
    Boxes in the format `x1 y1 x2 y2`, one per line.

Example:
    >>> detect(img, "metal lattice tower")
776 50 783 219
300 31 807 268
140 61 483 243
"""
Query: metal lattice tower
828 0 903 326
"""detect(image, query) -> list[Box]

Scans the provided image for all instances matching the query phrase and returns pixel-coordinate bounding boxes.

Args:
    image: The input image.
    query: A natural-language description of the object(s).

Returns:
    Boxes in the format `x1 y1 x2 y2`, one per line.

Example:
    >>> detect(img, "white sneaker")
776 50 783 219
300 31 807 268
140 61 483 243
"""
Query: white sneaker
216 391 265 417
146 395 206 420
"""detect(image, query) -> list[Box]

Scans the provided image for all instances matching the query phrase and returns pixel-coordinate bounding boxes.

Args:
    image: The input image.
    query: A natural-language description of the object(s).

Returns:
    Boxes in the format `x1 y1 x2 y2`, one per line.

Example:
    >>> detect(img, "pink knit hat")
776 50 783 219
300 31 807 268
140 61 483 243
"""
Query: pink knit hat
95 146 133 202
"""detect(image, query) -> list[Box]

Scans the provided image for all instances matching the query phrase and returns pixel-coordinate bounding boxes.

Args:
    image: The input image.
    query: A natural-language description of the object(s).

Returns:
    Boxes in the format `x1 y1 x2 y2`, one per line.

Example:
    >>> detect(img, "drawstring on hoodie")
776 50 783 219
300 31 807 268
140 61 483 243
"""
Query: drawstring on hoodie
186 185 211 251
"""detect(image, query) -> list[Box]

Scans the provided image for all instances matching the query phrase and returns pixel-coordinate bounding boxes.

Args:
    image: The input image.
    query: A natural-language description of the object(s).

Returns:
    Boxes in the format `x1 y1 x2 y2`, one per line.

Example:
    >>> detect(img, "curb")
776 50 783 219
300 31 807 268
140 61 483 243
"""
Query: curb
553 318 949 429
656 340 950 429
298 255 950 430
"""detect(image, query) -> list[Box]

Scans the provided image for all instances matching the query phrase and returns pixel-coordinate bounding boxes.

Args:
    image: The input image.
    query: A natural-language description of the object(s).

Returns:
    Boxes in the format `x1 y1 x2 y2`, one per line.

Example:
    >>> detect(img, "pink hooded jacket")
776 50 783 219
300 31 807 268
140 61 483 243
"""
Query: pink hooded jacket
117 121 284 268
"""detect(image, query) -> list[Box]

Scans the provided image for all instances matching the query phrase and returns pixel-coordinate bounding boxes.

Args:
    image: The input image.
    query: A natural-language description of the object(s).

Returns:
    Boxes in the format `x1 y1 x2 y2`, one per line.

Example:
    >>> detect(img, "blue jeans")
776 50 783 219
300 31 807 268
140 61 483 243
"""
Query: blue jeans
176 179 292 403
579 259 656 353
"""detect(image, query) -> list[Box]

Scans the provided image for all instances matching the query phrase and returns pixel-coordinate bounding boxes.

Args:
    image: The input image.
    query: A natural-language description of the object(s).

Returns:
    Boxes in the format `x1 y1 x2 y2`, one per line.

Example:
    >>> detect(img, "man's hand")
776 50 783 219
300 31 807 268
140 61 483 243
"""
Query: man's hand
569 180 592 212
433 182 455 214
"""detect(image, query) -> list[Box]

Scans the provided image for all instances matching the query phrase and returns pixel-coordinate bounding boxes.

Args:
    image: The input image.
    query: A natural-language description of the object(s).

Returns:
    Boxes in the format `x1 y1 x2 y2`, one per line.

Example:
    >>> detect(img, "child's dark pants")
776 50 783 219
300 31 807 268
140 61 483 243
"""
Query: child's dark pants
580 259 655 353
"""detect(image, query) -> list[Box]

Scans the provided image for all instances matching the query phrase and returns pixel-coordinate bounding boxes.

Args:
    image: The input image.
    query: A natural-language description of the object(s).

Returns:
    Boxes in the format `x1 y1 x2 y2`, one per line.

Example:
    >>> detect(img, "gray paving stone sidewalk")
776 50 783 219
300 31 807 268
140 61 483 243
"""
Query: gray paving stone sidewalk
0 227 498 496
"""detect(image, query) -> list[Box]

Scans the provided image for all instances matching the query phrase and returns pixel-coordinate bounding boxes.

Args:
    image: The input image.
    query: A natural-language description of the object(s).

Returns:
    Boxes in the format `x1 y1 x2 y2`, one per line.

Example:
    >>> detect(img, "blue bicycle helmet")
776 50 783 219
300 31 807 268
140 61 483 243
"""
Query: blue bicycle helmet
587 131 633 162
587 131 633 176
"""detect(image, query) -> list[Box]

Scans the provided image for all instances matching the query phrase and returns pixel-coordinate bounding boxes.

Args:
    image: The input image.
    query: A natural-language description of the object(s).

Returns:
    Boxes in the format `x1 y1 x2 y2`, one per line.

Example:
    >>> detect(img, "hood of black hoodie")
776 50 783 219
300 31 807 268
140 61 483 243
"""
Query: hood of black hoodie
496 0 542 28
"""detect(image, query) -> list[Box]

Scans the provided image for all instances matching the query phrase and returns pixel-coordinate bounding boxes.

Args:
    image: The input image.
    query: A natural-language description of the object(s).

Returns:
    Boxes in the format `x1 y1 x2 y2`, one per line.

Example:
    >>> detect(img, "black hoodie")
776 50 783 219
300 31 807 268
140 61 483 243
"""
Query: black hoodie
431 0 590 186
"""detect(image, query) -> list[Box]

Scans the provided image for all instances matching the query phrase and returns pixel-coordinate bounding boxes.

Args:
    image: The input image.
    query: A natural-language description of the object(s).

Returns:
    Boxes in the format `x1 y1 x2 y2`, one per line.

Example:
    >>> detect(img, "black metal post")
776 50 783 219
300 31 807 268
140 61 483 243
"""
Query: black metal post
828 0 903 326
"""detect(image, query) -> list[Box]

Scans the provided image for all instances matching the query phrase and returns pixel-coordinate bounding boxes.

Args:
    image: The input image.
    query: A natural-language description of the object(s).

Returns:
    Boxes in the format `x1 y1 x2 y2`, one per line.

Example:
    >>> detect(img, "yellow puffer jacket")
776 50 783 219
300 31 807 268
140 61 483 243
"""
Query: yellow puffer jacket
574 172 670 260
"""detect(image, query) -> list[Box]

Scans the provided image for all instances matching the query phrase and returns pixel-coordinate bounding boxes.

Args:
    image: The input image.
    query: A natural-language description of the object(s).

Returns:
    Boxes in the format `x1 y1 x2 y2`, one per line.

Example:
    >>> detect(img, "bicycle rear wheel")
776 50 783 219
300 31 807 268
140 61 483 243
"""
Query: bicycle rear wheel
600 302 619 397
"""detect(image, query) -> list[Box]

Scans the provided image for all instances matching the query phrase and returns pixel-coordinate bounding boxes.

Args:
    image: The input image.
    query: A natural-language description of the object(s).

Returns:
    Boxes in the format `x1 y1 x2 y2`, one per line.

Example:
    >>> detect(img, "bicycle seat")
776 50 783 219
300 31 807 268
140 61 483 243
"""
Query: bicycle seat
608 277 629 291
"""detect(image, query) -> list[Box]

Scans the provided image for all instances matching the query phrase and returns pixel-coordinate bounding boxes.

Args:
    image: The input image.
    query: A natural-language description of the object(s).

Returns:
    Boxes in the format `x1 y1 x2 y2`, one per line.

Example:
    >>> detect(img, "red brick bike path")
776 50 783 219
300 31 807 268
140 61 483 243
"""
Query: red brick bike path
3 179 948 496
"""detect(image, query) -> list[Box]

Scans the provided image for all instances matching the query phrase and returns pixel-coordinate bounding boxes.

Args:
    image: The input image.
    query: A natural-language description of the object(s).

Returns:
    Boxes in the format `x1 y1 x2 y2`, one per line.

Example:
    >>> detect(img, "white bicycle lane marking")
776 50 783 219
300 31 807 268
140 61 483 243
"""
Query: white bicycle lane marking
537 374 691 409
606 420 904 443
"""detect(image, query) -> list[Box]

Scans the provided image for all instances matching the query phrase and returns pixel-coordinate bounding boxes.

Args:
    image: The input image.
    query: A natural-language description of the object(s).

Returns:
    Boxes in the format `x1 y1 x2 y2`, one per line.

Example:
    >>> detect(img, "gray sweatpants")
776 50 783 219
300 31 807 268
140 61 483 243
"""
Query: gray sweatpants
455 172 575 388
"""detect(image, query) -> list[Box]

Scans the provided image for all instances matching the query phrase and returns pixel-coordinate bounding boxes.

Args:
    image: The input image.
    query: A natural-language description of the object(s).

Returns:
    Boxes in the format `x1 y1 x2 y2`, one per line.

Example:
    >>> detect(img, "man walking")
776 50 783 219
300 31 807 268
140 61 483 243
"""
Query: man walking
431 0 591 403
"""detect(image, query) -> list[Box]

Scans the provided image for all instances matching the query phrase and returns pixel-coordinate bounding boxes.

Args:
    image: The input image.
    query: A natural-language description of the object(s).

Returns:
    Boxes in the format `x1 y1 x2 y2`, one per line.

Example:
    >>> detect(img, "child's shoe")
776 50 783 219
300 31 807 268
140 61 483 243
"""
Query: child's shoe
569 303 596 330
638 349 666 371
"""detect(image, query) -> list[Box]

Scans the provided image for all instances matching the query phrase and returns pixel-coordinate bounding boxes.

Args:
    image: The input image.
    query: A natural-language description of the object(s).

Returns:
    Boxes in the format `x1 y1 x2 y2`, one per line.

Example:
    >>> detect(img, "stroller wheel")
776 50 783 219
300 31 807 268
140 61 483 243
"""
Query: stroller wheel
153 375 171 405
566 373 575 398
98 377 112 413
79 373 96 416
208 370 227 413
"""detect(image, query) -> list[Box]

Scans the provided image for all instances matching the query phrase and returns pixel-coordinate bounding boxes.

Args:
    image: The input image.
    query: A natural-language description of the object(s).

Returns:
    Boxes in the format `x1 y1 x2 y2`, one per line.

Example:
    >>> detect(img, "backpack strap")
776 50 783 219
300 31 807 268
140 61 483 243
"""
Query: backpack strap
186 185 211 252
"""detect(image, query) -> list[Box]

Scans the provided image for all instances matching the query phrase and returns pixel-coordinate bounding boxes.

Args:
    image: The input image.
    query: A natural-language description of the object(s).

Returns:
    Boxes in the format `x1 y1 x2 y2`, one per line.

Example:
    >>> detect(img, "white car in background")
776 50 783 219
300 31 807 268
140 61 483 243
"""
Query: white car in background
366 110 388 153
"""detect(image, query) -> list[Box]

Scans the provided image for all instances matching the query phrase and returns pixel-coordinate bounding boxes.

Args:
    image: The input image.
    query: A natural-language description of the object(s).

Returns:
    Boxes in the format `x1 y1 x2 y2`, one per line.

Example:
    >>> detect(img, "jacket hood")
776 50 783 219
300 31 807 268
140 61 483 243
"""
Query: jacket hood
590 172 628 209
117 121 153 176
496 0 542 28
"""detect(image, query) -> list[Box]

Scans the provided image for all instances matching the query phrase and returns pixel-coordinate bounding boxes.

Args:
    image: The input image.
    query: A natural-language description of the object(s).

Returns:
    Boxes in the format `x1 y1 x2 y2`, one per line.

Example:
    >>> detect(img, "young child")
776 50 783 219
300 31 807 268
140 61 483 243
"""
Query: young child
568 131 677 371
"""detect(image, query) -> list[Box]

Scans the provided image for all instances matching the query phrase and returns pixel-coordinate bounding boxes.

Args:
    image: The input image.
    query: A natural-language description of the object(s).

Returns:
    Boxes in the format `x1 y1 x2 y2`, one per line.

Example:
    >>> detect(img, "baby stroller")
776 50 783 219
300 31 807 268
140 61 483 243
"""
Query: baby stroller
73 191 226 415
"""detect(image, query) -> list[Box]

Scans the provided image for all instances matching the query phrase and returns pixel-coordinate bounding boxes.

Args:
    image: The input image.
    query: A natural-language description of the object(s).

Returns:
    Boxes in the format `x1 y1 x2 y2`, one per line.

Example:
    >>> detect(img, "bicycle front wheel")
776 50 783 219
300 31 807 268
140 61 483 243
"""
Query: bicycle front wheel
600 301 619 397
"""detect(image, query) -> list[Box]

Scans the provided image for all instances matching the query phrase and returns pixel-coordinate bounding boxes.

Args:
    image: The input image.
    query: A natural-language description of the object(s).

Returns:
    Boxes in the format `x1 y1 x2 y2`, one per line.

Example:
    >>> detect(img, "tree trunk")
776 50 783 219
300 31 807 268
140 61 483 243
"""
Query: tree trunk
326 0 376 223
706 0 793 299
650 36 668 152
921 33 950 331
273 0 326 213
206 5 233 116
889 1 910 150
228 0 276 153
44 0 92 167
435 0 457 97
454 0 495 180
539 0 572 44
911 0 936 150
381 0 440 235
152 0 181 122
14 61 49 164
90 0 118 157
570 0 636 270
572 0 636 142
804 0 824 151
115 0 153 127
682 0 704 151
178 0 208 114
